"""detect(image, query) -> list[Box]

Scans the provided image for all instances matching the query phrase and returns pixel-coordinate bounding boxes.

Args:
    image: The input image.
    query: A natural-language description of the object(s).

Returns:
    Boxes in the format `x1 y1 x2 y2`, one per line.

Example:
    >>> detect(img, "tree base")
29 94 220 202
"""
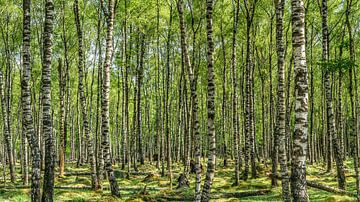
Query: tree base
176 173 189 189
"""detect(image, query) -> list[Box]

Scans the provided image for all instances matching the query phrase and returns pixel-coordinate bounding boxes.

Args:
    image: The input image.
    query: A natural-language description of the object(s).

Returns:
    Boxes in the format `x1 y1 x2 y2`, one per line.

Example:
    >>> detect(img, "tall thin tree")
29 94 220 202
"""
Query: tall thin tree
57 58 66 177
100 0 120 197
201 0 216 200
290 0 309 200
177 0 201 200
74 0 99 190
231 0 240 186
165 3 173 189
274 0 290 200
42 0 55 200
320 0 346 190
345 0 360 198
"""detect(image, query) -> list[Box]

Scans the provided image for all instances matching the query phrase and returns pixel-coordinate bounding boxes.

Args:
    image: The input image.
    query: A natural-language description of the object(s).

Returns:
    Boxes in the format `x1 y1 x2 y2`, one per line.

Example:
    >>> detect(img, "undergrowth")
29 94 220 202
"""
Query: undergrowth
0 159 357 201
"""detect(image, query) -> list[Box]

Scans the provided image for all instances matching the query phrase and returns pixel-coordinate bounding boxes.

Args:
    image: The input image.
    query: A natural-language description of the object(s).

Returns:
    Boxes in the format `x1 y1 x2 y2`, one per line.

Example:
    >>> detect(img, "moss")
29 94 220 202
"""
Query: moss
0 159 358 201
321 196 355 202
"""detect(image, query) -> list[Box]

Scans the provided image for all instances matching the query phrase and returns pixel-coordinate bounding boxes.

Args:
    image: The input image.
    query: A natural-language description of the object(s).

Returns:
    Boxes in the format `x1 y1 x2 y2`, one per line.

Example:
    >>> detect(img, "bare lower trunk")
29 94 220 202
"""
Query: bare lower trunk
57 59 66 177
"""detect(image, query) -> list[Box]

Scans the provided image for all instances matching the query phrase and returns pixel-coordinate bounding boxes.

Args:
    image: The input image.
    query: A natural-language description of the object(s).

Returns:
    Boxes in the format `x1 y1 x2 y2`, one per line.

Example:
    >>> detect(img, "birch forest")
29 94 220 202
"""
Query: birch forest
0 0 360 201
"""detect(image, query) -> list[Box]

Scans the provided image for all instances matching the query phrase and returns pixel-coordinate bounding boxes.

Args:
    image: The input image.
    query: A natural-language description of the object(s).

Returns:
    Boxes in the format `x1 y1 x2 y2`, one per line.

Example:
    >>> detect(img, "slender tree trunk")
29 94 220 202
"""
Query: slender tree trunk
60 0 70 176
257 68 266 159
70 110 75 161
122 0 129 173
345 0 360 198
337 70 343 159
64 33 72 162
220 0 228 167
290 0 309 200
1 45 15 185
201 0 216 201
21 105 29 185
42 0 55 200
137 34 145 166
177 62 184 164
320 0 346 190
177 1 201 200
133 33 140 173
309 24 315 164
231 0 240 186
160 32 165 177
3 19 15 180
165 4 173 189
337 28 345 161
89 18 97 166
244 0 257 181
240 46 245 168
100 0 120 197
183 68 190 173
94 4 104 185
155 0 161 171
275 0 290 200
57 59 66 177
250 36 257 177
77 94 83 166
268 12 278 187
74 0 99 189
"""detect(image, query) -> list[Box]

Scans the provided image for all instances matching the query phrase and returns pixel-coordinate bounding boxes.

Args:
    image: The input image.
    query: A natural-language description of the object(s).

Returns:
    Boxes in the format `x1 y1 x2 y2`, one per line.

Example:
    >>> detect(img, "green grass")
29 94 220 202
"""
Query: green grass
0 160 357 201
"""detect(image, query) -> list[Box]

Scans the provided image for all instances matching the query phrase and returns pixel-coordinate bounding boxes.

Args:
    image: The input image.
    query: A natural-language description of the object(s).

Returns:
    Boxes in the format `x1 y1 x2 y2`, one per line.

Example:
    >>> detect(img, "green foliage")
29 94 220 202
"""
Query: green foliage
1 0 360 200
318 58 356 72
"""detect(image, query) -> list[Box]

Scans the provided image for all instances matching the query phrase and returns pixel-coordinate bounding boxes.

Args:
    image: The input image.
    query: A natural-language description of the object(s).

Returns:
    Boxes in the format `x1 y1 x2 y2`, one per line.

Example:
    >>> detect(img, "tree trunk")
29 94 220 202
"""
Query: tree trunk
155 0 161 171
177 1 201 200
21 105 29 186
60 0 70 173
201 0 216 201
285 55 293 162
57 58 66 177
337 28 345 161
21 0 41 199
268 12 277 187
290 0 309 200
275 0 290 200
71 110 75 161
100 0 120 197
133 33 140 173
165 4 173 189
320 0 346 190
220 0 228 167
309 24 315 164
121 0 130 178
231 0 240 186
74 0 99 190
244 0 257 181
345 0 360 199
42 0 55 200
137 33 145 166
77 91 83 166
1 42 15 185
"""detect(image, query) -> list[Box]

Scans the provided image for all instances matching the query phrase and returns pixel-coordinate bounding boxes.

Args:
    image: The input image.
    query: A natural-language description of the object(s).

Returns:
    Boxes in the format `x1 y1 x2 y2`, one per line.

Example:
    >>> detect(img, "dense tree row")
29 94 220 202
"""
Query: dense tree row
0 0 360 201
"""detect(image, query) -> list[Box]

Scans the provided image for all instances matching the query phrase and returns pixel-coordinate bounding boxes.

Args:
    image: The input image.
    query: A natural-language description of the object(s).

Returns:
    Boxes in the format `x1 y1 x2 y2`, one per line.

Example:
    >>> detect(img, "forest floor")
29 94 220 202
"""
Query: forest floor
0 159 357 201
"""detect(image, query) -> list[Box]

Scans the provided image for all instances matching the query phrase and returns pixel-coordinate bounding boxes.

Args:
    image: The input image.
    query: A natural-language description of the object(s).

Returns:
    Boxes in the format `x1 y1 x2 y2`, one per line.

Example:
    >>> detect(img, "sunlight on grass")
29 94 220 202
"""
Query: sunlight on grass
0 160 358 201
